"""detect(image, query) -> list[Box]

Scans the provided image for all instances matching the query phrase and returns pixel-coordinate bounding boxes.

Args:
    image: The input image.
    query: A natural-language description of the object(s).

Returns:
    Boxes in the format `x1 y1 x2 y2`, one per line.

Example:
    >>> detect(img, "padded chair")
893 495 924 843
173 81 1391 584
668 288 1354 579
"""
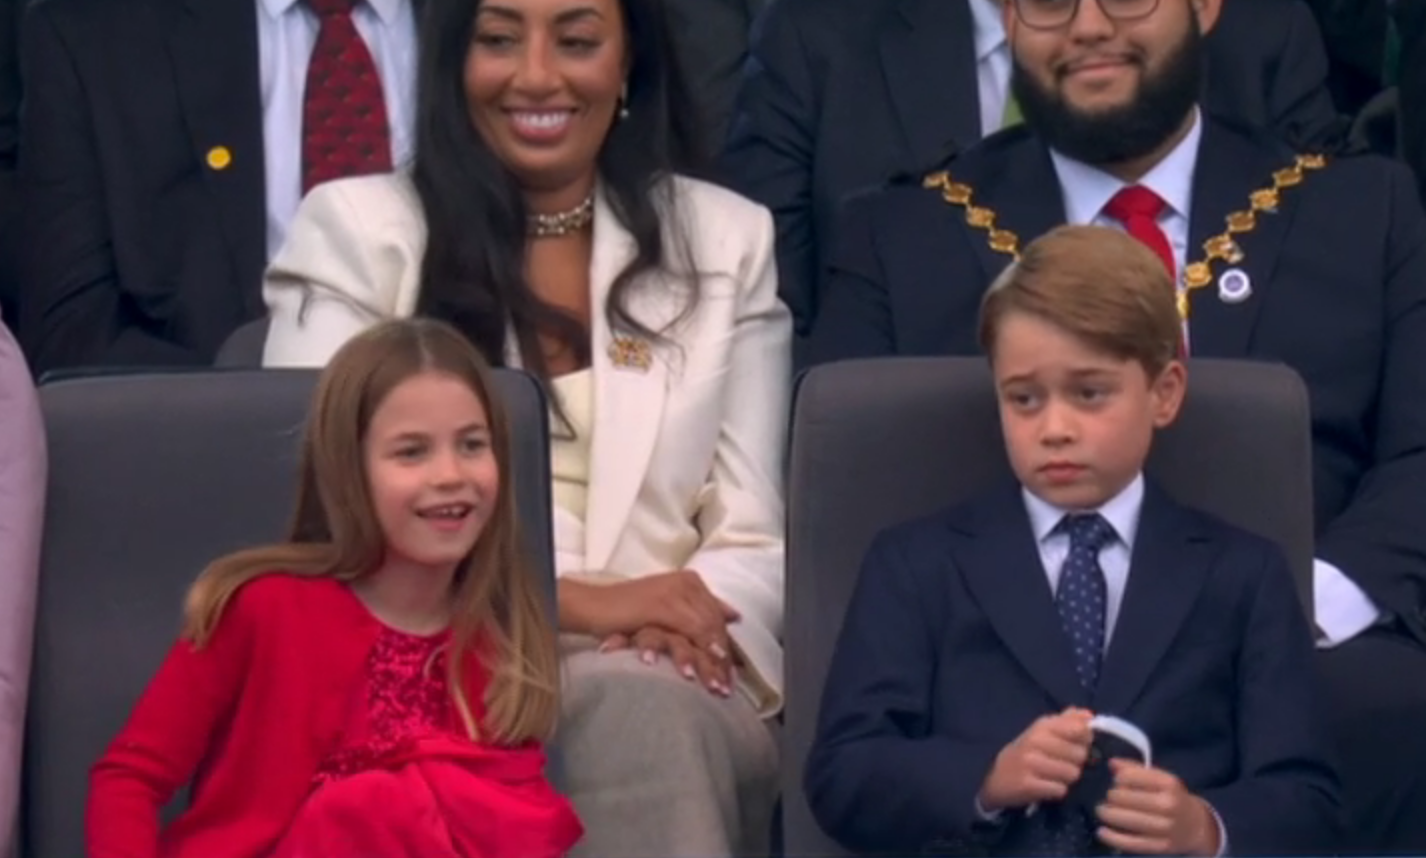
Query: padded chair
214 317 272 368
21 368 556 858
780 357 1316 857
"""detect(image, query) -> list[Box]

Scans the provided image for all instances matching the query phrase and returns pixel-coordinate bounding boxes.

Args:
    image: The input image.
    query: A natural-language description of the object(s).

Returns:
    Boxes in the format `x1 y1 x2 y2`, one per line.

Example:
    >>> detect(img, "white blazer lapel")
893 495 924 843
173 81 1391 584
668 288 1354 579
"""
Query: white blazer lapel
583 190 667 573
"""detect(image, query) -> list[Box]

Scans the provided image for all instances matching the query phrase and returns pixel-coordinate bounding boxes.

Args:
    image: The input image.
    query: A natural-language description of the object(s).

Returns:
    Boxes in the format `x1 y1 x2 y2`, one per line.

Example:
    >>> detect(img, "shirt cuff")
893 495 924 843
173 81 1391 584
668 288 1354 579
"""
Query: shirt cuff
1312 557 1386 648
973 795 1004 823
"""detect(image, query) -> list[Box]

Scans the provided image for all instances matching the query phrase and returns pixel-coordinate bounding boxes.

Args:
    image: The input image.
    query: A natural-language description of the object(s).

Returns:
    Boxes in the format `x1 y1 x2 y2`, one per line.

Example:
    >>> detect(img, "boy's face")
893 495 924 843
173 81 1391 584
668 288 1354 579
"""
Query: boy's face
991 311 1185 509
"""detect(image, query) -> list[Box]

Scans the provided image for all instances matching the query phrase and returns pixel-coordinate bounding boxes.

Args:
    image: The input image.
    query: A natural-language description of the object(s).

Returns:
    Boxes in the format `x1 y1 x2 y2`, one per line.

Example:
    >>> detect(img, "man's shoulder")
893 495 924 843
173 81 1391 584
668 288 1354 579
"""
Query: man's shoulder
843 127 1043 220
757 0 897 51
867 485 1020 560
28 0 163 38
1150 488 1290 585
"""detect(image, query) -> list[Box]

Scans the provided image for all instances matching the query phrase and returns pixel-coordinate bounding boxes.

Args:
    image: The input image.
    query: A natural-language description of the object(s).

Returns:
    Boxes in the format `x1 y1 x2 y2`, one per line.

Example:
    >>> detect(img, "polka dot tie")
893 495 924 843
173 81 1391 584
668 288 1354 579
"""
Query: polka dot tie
1056 513 1115 692
300 0 393 194
1023 514 1117 856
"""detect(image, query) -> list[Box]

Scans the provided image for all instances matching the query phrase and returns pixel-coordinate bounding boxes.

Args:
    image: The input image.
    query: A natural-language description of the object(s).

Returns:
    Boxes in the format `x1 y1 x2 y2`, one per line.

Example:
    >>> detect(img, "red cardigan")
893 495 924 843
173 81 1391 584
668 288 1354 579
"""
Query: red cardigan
86 573 547 858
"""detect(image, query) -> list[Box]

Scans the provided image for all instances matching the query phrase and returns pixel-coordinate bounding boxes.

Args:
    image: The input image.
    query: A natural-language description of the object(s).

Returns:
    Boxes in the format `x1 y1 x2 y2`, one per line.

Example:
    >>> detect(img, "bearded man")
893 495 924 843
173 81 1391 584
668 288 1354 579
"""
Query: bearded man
806 0 1426 852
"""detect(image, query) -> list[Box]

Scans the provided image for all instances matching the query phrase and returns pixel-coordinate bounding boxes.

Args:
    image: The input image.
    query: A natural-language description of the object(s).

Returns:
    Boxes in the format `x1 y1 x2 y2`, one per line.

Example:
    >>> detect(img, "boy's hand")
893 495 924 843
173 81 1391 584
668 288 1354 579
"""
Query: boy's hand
978 707 1094 812
1096 759 1221 856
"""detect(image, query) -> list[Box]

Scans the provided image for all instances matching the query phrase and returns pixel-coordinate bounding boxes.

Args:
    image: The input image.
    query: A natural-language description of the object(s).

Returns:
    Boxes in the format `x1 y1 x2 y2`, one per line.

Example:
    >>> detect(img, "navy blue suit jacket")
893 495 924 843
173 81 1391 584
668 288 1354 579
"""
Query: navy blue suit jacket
805 117 1426 640
805 481 1340 856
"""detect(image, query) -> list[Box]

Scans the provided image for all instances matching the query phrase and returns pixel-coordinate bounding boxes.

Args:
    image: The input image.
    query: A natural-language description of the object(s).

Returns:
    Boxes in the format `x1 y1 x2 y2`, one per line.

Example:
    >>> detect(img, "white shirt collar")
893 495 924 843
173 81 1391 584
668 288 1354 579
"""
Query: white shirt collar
1049 107 1203 225
260 0 404 25
1022 473 1145 551
969 0 1007 62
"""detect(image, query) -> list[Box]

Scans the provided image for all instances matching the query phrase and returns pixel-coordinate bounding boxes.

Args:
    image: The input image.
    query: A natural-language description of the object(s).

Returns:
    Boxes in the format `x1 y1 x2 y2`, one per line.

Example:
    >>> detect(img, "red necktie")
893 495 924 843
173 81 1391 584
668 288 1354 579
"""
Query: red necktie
301 0 393 194
1103 185 1186 356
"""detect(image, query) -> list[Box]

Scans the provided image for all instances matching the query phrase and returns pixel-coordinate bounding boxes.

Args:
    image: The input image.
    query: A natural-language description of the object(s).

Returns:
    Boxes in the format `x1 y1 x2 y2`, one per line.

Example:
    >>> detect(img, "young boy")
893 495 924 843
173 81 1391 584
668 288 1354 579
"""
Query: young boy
804 226 1340 857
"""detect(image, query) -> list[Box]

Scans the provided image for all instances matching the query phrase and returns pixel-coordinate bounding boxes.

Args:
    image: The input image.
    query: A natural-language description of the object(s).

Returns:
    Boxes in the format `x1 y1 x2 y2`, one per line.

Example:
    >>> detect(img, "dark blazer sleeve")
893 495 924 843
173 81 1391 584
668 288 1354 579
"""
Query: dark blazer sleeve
1315 160 1426 629
1198 539 1342 854
1266 0 1350 150
18 2 193 371
804 526 1004 854
803 189 898 365
719 0 821 335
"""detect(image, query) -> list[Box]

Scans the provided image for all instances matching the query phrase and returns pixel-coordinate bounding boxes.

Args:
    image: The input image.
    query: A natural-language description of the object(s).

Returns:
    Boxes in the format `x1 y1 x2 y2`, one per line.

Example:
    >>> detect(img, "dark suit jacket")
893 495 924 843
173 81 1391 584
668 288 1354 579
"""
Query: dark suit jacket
666 0 766 148
1301 0 1392 115
0 0 20 328
17 0 268 372
721 0 1345 337
1399 0 1426 203
805 481 1340 856
806 117 1426 639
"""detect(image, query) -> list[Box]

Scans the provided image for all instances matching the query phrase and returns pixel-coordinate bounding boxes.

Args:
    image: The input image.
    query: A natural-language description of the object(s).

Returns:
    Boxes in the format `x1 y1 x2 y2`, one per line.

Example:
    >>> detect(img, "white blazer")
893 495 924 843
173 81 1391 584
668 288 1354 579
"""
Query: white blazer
261 173 791 711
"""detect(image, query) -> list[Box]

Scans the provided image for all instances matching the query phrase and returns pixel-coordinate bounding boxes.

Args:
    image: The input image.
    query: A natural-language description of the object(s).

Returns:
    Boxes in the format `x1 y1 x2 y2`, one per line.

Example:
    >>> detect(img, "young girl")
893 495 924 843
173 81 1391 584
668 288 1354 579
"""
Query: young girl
85 318 583 858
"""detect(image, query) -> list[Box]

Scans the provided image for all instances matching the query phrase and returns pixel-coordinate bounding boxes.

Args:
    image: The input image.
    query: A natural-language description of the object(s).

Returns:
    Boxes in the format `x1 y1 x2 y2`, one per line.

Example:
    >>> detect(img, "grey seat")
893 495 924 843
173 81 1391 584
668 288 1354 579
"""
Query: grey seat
213 318 271 368
780 357 1315 857
21 367 556 858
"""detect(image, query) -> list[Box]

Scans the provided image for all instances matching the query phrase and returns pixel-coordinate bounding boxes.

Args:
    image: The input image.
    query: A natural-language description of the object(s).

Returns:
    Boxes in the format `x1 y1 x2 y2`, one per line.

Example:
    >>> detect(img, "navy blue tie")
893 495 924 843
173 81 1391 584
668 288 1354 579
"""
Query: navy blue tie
1057 513 1116 691
1021 513 1117 857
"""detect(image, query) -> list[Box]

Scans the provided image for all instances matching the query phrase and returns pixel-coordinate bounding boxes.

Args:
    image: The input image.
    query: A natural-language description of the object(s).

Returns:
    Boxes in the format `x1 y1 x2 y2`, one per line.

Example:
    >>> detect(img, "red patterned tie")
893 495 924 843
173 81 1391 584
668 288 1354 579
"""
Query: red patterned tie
301 0 393 194
1103 185 1186 356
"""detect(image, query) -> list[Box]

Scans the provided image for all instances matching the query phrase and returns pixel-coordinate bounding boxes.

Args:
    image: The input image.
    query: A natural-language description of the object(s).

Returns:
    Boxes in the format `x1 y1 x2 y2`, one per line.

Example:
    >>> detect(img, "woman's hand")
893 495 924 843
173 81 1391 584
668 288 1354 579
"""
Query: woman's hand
560 570 739 658
600 626 734 698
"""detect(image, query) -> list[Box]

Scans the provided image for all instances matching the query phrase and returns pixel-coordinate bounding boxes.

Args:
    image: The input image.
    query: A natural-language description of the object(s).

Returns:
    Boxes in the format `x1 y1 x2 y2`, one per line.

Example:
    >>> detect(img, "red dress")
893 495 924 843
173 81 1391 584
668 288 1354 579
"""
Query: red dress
268 626 582 858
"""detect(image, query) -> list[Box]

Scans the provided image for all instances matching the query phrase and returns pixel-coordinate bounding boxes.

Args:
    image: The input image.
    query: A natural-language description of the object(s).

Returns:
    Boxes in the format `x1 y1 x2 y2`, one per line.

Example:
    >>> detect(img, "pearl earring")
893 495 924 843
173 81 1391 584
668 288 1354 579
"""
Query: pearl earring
618 82 630 120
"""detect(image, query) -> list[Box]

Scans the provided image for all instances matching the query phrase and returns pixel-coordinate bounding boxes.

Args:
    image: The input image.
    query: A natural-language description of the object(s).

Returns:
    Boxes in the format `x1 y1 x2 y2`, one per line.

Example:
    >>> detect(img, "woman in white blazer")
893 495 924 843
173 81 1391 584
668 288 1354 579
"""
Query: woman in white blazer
261 0 789 854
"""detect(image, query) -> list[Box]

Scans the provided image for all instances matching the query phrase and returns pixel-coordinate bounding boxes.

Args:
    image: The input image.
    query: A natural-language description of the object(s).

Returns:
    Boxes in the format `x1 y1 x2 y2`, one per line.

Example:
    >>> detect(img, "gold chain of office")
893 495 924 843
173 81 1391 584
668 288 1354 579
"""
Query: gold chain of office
921 152 1328 321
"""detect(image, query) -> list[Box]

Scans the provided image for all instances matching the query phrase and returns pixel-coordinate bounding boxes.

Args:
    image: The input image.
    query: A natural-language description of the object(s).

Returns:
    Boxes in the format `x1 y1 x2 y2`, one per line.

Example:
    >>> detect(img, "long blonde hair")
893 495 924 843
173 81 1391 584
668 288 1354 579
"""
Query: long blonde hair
182 318 559 744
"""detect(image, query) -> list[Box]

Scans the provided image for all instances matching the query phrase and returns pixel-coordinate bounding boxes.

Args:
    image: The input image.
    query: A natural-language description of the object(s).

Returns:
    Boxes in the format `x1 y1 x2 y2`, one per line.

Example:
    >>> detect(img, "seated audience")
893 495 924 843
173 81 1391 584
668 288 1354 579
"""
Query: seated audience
809 223 1340 849
721 0 1344 341
807 225 1340 856
807 0 1426 851
86 319 582 858
261 0 789 853
17 0 417 372
0 314 42 856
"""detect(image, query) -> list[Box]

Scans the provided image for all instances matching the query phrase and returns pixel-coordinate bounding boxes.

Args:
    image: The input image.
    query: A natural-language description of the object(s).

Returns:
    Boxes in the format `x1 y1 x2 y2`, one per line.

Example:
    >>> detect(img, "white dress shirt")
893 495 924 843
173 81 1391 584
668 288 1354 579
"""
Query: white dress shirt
257 0 418 259
1045 113 1383 648
969 0 1012 138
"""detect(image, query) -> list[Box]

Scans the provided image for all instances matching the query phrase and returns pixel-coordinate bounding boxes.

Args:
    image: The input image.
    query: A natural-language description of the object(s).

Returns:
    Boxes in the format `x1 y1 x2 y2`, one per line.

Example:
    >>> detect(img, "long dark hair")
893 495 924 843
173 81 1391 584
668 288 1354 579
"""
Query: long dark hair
410 0 707 383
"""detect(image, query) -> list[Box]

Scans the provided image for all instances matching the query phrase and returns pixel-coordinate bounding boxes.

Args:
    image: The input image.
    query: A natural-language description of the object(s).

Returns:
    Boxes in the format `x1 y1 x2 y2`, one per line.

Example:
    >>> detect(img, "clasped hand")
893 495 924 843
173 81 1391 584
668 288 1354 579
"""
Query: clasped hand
580 570 739 697
977 707 1220 856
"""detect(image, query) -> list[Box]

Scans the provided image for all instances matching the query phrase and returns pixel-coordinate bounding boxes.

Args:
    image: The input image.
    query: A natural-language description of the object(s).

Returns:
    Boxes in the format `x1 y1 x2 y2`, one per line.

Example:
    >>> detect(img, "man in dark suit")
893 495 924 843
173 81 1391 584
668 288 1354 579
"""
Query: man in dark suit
806 225 1338 856
666 0 766 147
720 0 1344 341
806 0 1426 851
17 0 417 373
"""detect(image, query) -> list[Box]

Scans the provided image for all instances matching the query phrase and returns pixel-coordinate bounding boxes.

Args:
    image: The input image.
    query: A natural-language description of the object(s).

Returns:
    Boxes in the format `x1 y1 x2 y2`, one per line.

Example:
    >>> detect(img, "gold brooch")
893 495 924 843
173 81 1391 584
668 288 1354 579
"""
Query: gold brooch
923 152 1328 321
607 336 652 372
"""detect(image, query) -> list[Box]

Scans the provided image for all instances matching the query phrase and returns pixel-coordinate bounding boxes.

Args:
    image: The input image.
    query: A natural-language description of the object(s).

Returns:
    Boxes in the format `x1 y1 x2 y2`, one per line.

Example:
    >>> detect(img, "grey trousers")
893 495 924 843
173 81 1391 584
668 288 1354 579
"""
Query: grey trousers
558 635 779 858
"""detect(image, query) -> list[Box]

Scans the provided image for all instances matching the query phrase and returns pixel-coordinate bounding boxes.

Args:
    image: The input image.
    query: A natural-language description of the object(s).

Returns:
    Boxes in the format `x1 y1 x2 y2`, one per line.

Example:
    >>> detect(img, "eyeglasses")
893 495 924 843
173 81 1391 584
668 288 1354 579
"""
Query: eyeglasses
1011 0 1161 30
